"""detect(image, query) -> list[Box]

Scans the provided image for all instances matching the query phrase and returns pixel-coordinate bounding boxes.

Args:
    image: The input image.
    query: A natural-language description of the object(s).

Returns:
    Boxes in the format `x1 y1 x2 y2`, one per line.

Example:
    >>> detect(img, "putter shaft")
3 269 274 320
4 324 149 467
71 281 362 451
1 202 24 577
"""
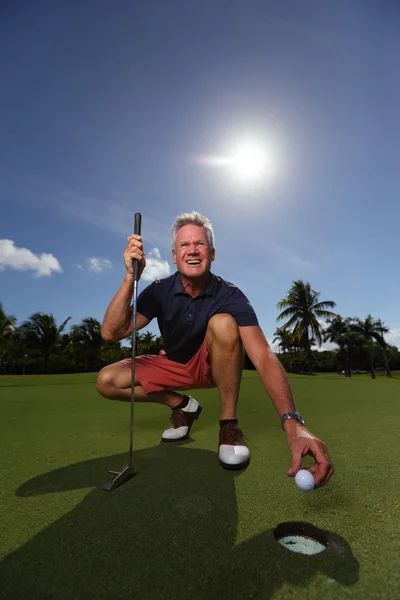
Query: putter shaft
103 212 142 492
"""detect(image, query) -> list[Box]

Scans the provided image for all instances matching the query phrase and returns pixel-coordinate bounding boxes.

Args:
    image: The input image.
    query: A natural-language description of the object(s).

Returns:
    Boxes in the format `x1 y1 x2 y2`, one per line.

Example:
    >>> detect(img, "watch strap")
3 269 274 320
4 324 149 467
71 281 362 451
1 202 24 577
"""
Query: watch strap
281 411 305 430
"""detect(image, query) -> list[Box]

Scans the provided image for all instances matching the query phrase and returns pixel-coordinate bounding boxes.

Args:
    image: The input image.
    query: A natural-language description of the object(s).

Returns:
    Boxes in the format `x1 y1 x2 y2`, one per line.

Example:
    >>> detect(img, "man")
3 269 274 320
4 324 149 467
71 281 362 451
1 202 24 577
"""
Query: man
96 212 334 485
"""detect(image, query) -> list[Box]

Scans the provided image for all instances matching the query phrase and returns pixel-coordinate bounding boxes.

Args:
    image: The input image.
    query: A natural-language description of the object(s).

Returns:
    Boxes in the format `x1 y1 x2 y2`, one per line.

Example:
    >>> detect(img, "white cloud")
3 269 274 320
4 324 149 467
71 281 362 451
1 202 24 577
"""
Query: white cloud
386 328 400 350
141 248 171 282
268 337 336 353
0 239 62 277
267 337 280 353
309 329 400 352
87 257 113 274
312 341 338 351
310 321 338 351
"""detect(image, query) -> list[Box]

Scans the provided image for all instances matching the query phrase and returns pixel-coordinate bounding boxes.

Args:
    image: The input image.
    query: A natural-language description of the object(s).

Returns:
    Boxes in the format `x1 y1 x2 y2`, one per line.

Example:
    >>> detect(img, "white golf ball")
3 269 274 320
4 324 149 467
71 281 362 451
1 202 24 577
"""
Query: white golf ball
295 469 315 491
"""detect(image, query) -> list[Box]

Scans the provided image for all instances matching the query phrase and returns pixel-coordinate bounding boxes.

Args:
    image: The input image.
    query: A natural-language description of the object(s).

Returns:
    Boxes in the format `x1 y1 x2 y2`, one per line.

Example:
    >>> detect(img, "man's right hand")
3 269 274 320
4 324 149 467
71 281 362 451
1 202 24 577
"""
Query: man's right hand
124 235 146 278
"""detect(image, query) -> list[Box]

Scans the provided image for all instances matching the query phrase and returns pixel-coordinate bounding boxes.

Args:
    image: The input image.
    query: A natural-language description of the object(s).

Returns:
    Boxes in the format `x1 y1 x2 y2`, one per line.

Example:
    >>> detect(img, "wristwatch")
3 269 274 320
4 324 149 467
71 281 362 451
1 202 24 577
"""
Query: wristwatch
281 412 305 430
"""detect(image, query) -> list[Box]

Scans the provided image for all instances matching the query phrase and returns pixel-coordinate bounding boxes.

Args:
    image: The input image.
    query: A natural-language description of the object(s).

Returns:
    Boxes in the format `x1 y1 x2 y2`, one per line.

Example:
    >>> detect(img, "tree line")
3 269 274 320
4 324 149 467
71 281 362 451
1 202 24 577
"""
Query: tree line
1 280 398 377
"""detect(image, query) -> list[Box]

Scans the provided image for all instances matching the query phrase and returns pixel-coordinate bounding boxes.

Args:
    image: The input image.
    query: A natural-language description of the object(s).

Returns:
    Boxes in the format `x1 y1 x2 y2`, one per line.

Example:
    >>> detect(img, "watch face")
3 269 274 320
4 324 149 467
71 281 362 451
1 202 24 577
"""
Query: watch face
282 413 304 428
281 412 304 427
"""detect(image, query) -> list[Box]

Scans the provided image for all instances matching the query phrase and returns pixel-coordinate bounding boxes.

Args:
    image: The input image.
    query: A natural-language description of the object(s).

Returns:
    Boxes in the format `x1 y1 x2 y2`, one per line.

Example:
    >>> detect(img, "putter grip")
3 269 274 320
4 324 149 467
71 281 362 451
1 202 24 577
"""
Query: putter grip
134 213 142 235
133 213 142 281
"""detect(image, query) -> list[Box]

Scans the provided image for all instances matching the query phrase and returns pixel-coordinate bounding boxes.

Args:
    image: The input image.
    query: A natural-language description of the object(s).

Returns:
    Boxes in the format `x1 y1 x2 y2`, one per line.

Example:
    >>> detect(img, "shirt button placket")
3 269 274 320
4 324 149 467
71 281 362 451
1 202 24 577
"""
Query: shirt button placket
187 300 193 320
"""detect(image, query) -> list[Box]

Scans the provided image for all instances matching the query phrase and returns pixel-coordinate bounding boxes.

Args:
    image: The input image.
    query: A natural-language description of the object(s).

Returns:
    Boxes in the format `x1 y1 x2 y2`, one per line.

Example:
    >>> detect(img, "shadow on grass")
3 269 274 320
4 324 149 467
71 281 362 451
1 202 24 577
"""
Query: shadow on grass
1 444 359 599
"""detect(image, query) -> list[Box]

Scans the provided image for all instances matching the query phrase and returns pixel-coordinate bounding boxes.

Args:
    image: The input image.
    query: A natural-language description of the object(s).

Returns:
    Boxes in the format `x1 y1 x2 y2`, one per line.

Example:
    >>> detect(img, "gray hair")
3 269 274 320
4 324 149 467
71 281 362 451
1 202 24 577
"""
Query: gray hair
171 211 215 251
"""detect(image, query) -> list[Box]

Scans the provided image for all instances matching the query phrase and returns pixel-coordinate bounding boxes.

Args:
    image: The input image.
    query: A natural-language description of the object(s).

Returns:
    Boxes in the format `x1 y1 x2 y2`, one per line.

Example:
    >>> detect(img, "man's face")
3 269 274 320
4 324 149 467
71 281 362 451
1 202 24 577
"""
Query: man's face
172 224 215 278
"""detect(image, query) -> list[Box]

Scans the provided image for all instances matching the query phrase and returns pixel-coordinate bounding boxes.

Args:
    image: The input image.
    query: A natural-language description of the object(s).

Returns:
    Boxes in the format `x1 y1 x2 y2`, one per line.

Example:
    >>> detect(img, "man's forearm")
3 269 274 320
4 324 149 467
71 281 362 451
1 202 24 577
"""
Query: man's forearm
101 274 133 341
256 350 297 418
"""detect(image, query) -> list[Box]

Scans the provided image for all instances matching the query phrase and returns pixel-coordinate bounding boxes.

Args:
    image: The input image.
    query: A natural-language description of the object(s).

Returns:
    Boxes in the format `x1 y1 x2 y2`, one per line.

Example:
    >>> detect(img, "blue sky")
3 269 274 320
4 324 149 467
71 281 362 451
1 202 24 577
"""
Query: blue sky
1 0 399 350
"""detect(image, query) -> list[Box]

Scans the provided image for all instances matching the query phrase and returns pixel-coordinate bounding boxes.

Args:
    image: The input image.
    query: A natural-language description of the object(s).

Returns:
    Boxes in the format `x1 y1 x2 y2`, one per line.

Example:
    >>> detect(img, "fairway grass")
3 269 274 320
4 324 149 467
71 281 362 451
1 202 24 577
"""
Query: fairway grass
1 372 399 599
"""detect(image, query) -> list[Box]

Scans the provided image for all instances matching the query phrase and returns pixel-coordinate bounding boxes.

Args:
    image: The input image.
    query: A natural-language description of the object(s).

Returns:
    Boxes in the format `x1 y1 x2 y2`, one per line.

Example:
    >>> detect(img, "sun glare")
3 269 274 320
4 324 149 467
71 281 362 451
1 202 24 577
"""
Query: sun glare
231 143 269 181
193 137 276 188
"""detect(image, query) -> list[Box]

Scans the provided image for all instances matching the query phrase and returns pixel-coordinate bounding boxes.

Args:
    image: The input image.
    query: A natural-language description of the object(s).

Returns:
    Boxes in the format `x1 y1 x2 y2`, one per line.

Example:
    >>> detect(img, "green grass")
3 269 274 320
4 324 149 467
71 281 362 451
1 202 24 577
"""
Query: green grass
0 372 399 599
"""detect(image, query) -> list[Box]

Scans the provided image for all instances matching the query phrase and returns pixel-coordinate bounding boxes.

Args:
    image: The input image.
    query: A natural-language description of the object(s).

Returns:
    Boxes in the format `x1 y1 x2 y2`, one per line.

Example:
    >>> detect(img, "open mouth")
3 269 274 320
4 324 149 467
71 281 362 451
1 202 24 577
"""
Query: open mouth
186 260 201 265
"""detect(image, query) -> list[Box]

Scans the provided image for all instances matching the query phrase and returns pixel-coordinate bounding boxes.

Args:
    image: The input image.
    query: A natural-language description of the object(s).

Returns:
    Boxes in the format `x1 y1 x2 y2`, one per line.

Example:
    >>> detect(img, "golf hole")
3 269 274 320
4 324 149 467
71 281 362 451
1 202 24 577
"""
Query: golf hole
274 522 329 555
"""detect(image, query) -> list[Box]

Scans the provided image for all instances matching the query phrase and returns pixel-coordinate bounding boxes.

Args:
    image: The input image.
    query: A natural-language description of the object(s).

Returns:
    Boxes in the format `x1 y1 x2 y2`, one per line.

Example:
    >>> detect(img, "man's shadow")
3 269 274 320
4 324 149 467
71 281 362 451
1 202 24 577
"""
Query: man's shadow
1 443 359 599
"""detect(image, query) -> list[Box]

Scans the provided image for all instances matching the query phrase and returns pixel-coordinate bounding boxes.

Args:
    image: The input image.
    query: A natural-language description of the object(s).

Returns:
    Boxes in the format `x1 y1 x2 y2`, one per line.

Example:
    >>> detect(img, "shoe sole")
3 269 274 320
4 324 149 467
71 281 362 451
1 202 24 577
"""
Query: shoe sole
219 458 250 470
161 405 202 442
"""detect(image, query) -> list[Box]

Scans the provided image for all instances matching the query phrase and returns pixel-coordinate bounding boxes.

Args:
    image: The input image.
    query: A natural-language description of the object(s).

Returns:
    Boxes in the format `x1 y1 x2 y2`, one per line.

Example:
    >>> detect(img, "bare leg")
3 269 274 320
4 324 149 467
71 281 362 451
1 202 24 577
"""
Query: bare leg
95 364 184 408
206 314 244 420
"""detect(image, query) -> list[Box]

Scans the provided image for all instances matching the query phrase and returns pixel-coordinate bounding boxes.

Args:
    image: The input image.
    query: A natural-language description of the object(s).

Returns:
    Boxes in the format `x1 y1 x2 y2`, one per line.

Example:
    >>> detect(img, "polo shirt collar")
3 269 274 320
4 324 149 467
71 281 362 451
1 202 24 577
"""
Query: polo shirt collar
172 271 217 296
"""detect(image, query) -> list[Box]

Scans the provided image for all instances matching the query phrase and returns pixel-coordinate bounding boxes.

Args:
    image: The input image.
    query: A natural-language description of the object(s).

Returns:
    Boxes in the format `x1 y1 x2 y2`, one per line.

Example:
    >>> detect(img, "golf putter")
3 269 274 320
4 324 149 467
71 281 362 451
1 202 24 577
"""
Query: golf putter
103 212 142 492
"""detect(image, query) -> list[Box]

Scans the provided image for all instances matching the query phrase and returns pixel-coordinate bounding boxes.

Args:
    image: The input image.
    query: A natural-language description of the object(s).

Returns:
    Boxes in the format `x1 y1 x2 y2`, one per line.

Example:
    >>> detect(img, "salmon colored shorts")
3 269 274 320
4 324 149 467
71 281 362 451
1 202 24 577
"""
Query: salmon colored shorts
118 339 215 394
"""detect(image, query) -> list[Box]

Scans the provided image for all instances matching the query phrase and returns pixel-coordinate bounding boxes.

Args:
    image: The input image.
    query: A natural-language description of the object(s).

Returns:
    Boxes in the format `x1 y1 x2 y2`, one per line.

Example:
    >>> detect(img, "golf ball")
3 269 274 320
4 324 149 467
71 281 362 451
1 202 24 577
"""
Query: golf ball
295 469 315 491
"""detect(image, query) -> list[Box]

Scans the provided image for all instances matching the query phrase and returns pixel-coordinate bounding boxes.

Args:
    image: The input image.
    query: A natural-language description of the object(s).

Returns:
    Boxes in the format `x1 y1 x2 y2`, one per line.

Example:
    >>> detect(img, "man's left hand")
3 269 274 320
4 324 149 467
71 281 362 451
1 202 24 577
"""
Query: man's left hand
284 422 334 488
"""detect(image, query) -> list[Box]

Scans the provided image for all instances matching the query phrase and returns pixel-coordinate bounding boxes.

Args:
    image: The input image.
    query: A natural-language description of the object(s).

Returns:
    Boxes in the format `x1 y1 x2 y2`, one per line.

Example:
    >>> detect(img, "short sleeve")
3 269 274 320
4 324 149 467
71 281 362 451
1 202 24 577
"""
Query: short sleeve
221 287 259 326
136 282 161 321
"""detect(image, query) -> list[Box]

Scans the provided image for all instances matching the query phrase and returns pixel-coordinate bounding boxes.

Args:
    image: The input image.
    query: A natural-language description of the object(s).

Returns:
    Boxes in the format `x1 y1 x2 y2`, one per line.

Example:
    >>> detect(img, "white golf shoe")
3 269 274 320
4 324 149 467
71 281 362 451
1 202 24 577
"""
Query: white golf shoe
219 422 250 470
161 396 202 442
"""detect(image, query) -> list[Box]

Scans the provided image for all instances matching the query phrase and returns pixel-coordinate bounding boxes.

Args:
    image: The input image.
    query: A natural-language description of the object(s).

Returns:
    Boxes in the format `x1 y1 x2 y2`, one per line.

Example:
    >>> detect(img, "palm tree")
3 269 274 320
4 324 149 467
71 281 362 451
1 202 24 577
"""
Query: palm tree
0 303 18 373
70 318 104 372
140 331 156 354
323 315 351 345
123 331 144 354
336 331 366 377
20 313 71 373
141 331 155 344
0 302 17 342
376 319 391 378
277 280 337 373
351 314 385 379
288 329 302 358
100 341 126 365
272 327 292 354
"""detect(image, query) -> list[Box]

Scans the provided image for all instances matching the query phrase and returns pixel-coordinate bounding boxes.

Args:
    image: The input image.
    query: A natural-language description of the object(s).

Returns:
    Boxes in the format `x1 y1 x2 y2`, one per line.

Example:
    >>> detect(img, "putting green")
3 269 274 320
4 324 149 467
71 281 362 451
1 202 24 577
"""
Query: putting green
0 372 399 599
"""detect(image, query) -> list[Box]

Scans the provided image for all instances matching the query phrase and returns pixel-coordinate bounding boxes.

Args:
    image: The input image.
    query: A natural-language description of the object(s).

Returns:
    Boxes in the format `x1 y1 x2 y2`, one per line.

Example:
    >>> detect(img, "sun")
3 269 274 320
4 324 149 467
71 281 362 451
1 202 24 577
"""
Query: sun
231 144 268 180
227 141 274 185
193 138 276 187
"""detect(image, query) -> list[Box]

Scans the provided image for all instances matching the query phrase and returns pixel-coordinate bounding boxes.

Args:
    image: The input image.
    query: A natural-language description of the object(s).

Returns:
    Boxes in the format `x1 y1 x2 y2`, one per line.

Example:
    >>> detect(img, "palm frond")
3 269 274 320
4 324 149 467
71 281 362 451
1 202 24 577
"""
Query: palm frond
58 317 72 334
281 315 301 330
276 307 299 321
313 301 337 310
314 309 337 319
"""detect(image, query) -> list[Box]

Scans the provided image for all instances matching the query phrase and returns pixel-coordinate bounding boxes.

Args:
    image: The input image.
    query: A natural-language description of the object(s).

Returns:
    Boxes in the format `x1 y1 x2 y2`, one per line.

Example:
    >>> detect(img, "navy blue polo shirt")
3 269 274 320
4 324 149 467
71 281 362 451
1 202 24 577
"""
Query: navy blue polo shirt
136 271 258 364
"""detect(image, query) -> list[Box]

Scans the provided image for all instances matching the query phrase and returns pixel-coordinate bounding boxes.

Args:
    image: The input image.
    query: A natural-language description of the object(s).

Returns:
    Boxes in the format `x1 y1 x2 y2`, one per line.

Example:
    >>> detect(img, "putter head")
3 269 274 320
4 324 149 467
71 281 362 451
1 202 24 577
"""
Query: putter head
103 465 133 492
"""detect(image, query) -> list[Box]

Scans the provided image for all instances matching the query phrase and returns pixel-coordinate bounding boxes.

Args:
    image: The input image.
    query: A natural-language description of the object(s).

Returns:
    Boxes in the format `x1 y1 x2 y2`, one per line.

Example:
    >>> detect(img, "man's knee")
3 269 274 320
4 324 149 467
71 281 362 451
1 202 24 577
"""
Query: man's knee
207 313 241 345
95 364 139 397
95 367 115 396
